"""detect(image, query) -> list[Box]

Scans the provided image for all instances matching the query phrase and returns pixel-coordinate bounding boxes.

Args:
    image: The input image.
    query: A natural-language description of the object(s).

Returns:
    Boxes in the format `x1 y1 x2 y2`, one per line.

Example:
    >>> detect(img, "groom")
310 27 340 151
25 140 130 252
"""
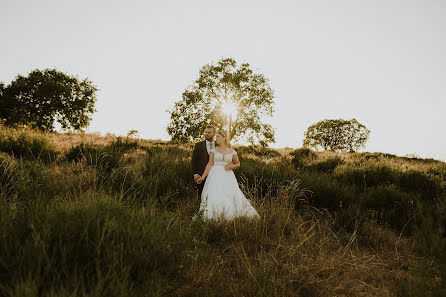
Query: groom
191 125 216 197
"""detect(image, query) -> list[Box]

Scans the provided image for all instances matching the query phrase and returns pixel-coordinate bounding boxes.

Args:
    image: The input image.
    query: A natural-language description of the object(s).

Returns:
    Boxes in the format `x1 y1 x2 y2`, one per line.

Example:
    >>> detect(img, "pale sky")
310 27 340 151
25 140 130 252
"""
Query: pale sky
1 0 445 161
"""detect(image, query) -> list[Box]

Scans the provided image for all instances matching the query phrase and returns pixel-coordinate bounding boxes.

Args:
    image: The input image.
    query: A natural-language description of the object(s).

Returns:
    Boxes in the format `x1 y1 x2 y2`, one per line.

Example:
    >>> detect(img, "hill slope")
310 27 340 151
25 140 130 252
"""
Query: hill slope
0 127 445 296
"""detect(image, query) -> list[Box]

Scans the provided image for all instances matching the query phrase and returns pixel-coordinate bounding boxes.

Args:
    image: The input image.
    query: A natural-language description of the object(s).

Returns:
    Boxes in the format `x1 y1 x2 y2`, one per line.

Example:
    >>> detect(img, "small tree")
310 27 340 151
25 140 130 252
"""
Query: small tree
303 118 370 152
167 58 275 145
0 69 98 131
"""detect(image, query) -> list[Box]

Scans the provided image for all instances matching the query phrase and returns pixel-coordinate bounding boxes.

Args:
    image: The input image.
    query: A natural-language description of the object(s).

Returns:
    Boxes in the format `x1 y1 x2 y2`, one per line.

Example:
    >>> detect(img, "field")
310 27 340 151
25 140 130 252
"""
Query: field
0 127 445 296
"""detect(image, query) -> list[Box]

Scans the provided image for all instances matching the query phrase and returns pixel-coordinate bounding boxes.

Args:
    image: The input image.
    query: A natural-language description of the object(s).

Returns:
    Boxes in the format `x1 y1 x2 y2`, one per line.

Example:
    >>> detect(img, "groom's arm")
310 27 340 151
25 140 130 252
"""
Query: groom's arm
191 143 200 178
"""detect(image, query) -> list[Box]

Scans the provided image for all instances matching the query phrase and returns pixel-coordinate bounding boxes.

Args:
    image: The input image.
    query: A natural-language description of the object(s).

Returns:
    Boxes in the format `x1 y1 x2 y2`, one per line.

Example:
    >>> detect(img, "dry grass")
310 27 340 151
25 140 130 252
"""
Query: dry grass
48 131 117 152
0 126 116 153
166 193 422 297
1 127 442 296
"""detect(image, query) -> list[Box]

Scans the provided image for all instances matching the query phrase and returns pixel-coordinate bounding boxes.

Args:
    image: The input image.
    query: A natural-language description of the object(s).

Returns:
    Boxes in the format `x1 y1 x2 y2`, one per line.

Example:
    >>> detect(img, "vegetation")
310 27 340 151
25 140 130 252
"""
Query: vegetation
0 126 445 296
304 118 371 152
167 58 275 145
0 69 98 131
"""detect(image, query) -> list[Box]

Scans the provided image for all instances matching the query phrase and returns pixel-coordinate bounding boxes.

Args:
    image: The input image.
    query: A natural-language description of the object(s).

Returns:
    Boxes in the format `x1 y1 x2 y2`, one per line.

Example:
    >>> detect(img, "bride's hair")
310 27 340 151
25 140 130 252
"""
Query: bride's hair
217 131 230 147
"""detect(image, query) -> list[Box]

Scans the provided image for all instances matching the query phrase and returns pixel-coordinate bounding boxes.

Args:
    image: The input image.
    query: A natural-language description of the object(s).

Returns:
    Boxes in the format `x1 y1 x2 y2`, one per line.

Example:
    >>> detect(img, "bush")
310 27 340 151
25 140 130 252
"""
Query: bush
64 142 101 163
334 162 399 190
0 193 186 296
359 185 417 233
399 170 441 201
142 154 194 205
290 148 316 169
306 156 344 173
141 143 192 160
64 138 140 190
0 132 58 163
237 158 299 199
298 172 357 211
65 137 138 164
0 153 58 203
357 152 397 161
235 145 281 158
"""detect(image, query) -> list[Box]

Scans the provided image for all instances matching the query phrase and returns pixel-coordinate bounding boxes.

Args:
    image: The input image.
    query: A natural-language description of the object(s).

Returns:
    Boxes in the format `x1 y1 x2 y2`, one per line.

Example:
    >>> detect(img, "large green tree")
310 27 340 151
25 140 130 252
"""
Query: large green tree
0 69 98 131
303 118 370 152
167 58 275 145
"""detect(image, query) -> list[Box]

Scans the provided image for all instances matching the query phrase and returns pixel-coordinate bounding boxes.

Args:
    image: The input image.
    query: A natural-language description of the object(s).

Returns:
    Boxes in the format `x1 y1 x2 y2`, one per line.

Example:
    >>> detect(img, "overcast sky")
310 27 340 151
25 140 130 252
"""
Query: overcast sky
1 0 445 161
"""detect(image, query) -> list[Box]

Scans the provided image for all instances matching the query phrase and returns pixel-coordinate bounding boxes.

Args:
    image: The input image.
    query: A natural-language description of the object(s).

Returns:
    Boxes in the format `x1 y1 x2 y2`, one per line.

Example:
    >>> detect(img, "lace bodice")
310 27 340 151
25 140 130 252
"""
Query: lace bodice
210 148 237 166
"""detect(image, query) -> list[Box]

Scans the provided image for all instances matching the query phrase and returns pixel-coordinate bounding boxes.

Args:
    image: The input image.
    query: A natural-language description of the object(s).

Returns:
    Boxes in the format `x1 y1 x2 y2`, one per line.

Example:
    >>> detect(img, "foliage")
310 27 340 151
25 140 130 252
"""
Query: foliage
235 144 281 159
303 118 370 152
298 172 357 211
0 153 58 203
0 193 185 296
289 147 317 169
334 162 400 190
167 58 275 145
1 127 446 295
306 156 345 173
360 184 418 232
0 131 58 163
126 129 140 138
0 68 97 131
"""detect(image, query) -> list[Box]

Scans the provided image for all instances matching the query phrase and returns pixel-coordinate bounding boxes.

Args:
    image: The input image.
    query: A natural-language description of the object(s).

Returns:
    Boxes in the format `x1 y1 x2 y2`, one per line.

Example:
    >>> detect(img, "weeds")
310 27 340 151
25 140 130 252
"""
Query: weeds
0 127 445 296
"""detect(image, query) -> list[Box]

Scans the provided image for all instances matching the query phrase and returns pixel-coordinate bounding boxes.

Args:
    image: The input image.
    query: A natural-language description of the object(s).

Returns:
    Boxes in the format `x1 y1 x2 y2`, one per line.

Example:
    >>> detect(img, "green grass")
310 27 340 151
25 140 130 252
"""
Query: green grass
0 127 445 296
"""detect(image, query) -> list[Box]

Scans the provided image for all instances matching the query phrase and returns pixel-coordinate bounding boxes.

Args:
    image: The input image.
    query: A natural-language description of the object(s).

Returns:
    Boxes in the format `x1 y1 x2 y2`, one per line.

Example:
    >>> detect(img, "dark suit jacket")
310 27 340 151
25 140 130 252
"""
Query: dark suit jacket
191 140 209 177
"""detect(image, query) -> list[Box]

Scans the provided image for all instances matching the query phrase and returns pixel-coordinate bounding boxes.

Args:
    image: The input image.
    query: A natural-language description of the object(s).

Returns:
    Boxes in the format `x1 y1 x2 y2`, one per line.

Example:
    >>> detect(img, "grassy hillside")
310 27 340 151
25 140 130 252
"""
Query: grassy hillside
0 127 445 296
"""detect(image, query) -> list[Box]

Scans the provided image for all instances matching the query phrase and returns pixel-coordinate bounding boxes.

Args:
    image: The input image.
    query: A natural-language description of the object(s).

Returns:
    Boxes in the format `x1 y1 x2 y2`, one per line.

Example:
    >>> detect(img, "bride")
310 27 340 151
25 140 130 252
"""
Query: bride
195 131 260 221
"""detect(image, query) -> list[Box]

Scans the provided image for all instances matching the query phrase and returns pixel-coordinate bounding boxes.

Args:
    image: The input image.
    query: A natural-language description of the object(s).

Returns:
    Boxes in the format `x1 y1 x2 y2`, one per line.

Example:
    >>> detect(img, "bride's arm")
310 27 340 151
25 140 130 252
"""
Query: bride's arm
232 154 240 170
225 154 240 171
198 152 214 183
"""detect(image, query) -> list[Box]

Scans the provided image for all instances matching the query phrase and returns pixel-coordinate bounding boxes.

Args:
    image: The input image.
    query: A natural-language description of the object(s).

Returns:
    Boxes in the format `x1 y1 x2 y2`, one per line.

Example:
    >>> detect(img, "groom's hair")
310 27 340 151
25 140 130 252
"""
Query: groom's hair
206 125 216 132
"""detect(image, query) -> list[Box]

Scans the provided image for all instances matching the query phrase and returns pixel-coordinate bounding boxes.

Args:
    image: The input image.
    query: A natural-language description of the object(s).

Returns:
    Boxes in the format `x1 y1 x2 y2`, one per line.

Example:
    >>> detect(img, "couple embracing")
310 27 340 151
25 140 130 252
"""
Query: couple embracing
191 126 260 221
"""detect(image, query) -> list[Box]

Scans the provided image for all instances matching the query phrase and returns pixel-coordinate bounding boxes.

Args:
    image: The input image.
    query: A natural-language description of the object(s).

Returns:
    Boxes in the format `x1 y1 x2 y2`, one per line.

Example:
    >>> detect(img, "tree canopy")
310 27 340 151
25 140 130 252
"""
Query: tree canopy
167 58 275 145
303 118 370 152
0 69 98 131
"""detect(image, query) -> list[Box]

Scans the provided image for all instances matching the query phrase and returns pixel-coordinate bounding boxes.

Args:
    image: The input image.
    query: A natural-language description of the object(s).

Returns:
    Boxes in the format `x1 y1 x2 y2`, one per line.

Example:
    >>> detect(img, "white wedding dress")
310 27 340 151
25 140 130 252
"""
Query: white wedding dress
197 148 260 221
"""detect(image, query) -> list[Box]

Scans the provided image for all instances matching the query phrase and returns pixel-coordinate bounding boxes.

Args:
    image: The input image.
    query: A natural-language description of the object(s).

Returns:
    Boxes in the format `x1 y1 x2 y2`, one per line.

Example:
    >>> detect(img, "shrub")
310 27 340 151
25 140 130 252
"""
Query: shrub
399 170 441 201
0 153 18 200
0 153 58 203
0 193 186 296
235 145 281 158
298 172 357 211
334 162 399 190
64 142 101 163
306 156 344 173
65 137 138 164
357 152 397 161
142 155 194 206
108 136 139 152
141 143 191 160
0 132 58 163
64 138 141 189
237 158 299 199
360 185 417 233
289 147 316 169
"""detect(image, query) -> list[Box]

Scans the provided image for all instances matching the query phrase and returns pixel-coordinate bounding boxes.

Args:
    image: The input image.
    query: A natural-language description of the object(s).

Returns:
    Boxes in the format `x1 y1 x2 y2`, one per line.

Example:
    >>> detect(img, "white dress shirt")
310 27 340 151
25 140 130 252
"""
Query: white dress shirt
206 140 215 154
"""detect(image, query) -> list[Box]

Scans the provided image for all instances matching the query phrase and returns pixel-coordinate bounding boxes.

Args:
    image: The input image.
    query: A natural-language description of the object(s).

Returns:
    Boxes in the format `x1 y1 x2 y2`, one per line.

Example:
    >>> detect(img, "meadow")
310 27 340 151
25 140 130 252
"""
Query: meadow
0 126 445 296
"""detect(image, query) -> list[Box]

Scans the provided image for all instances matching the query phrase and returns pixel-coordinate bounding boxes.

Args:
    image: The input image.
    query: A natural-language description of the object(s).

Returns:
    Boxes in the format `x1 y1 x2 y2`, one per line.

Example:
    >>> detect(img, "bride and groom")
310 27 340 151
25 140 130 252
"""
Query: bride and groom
191 126 260 221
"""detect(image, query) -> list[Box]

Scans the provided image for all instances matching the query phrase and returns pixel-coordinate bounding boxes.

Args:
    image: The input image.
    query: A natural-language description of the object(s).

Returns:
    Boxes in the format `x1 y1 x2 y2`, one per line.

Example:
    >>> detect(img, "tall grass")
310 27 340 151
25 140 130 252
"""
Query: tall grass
0 127 445 296
0 130 58 163
0 192 185 297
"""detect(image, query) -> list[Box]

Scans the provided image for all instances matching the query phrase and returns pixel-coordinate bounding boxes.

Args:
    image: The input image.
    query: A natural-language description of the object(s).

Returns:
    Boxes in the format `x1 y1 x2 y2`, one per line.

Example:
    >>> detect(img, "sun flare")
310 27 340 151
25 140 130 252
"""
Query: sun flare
221 101 238 117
